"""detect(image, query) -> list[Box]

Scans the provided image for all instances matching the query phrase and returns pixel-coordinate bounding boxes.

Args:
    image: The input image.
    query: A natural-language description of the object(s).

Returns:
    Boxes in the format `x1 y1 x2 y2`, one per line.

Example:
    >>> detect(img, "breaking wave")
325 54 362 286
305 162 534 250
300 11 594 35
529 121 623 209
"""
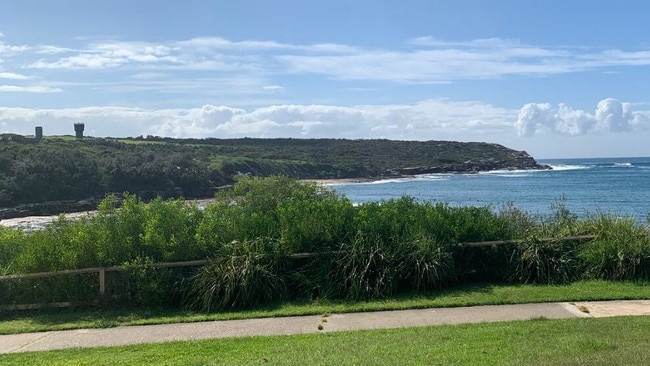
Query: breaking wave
546 164 592 171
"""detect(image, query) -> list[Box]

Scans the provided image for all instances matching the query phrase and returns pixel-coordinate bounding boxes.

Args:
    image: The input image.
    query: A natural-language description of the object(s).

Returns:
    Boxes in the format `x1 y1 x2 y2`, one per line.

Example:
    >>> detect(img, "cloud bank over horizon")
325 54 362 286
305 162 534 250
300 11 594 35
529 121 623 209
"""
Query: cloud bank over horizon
0 99 514 141
516 98 650 137
2 98 648 146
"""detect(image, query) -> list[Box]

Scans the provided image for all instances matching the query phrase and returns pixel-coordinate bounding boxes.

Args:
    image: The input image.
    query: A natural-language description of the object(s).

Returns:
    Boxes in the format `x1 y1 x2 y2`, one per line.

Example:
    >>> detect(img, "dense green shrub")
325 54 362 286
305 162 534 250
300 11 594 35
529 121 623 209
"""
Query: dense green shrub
117 256 176 308
0 227 23 274
11 216 98 273
1 177 649 310
196 175 353 253
278 192 355 252
196 176 318 245
139 198 204 261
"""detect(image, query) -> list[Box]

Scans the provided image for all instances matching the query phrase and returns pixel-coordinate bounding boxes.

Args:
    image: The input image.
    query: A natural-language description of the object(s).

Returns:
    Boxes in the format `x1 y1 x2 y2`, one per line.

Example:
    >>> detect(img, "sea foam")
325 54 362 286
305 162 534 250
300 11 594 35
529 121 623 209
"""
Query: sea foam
546 164 591 171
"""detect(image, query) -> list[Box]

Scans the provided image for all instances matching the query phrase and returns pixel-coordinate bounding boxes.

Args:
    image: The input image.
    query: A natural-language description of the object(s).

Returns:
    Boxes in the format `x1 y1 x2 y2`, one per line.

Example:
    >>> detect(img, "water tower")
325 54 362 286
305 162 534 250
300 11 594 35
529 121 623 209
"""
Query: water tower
35 126 43 142
74 123 85 138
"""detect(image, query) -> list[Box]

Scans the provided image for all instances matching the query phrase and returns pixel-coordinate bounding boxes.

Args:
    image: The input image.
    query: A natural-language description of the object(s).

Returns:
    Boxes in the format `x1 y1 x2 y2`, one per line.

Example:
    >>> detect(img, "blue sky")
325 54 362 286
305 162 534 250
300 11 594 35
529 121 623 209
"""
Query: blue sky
2 0 650 158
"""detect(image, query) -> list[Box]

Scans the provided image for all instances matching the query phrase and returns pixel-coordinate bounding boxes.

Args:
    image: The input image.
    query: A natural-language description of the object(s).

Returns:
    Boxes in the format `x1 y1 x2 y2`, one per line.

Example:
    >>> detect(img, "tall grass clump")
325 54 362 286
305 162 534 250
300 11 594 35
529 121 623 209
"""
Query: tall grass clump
323 233 454 301
506 198 592 284
508 237 582 284
315 198 456 300
536 197 582 238
332 233 403 300
579 213 650 280
407 234 455 292
183 238 289 311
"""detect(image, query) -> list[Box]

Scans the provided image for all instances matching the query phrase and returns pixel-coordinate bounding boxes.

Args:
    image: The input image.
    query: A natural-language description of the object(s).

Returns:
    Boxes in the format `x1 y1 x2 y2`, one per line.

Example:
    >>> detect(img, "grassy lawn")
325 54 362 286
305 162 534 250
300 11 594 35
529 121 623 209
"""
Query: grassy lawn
1 280 648 335
1 316 648 365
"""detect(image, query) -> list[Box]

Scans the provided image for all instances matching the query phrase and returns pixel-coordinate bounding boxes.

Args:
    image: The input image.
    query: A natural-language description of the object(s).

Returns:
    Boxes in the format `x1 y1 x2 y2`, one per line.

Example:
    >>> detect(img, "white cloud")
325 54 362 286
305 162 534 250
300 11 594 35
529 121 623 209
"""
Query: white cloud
0 37 29 57
277 38 650 82
0 85 62 93
174 37 357 54
13 35 650 83
26 41 181 69
35 45 77 55
0 99 515 140
0 72 31 80
516 98 650 136
27 54 120 69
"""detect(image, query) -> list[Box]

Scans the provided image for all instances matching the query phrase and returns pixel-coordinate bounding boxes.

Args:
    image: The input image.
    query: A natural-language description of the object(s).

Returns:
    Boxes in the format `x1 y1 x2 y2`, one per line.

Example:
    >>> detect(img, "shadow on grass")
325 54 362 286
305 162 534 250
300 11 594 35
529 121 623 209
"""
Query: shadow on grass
0 282 496 326
0 280 648 335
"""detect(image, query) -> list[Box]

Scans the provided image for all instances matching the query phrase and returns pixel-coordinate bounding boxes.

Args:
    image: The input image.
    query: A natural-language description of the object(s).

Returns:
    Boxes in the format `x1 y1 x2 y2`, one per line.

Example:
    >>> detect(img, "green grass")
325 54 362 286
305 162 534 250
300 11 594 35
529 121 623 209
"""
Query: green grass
1 316 648 365
1 280 647 335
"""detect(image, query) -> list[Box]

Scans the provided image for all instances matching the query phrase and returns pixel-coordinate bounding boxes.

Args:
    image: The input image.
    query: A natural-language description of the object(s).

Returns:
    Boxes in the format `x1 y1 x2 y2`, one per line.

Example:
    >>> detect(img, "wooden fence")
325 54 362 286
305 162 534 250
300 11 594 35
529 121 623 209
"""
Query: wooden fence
0 235 597 310
459 234 596 248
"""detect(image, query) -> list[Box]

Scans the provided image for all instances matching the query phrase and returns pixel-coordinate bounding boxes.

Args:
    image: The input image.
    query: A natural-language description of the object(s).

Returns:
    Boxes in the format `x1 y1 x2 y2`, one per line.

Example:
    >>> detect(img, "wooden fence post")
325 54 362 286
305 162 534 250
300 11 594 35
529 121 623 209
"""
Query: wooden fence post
98 268 106 302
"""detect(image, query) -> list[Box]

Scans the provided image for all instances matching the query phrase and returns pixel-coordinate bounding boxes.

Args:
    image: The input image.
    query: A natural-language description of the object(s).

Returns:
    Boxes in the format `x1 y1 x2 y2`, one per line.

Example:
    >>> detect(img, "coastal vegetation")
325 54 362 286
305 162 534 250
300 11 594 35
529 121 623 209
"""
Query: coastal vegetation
0 136 545 214
1 176 648 312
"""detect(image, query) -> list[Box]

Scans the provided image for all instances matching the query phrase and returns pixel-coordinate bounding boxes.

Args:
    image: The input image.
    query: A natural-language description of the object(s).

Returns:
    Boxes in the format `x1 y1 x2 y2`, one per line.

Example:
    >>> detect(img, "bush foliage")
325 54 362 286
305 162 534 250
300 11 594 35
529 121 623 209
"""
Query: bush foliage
1 176 649 310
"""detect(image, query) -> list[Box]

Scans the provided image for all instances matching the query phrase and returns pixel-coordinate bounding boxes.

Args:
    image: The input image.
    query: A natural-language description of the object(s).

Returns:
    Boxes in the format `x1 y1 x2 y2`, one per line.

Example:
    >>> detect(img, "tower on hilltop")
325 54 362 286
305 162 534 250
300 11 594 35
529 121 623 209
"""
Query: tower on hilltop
74 123 85 139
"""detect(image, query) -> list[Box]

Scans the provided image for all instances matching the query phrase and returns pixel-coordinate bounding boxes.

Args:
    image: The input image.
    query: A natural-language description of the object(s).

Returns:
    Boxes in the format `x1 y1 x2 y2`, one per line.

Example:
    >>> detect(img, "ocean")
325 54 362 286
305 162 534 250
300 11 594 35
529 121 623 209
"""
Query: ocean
331 157 650 223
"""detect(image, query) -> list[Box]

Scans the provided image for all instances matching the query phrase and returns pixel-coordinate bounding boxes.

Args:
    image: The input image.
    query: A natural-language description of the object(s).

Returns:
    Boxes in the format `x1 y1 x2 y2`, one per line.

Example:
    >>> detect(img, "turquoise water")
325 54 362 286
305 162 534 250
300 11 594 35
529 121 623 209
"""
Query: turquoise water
332 157 650 223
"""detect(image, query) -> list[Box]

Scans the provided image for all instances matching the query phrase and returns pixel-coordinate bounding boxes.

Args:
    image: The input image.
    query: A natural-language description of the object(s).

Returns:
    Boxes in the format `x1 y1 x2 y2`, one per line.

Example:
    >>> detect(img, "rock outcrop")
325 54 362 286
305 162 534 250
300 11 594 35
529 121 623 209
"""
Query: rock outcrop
395 150 549 175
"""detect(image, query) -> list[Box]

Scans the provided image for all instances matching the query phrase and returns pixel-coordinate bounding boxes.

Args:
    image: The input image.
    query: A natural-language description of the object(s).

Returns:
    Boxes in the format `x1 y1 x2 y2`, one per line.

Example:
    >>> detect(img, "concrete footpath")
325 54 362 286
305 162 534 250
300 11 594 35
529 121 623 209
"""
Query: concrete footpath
1 300 648 354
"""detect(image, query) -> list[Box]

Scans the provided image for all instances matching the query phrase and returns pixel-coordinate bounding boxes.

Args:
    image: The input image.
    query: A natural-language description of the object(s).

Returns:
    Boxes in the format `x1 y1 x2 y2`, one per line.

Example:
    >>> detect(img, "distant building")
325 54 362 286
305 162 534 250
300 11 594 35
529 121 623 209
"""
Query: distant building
35 126 43 142
74 123 85 138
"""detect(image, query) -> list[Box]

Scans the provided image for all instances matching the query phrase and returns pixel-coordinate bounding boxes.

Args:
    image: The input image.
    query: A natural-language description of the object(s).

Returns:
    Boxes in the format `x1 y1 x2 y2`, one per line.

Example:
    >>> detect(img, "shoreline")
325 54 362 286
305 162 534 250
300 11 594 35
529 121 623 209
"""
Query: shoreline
303 177 395 185
0 198 219 230
2 166 545 225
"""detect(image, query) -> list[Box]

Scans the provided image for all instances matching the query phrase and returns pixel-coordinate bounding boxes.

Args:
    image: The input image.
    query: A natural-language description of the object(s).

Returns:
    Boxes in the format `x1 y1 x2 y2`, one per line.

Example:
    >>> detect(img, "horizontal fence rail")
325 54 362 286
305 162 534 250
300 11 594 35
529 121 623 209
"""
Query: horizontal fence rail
0 235 598 310
0 235 599 282
460 235 597 248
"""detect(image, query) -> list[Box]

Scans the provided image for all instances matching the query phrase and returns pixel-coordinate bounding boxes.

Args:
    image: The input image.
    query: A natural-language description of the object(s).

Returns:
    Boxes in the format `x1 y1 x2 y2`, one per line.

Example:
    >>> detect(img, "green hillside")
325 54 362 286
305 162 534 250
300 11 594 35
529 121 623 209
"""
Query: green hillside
0 135 547 212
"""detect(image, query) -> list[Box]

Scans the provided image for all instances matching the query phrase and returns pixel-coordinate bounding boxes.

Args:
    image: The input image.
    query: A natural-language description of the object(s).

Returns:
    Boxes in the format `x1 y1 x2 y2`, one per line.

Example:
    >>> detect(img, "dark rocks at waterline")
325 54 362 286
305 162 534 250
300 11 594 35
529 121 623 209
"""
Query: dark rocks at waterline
394 157 551 175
